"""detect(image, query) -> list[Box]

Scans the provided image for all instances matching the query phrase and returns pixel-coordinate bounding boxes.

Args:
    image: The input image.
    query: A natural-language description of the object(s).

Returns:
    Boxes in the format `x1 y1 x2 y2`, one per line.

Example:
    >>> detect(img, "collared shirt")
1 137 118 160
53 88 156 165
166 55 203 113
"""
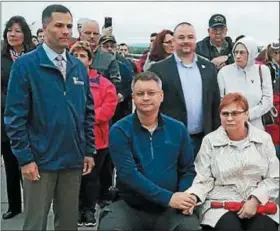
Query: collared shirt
174 52 203 134
42 43 67 71
210 40 229 56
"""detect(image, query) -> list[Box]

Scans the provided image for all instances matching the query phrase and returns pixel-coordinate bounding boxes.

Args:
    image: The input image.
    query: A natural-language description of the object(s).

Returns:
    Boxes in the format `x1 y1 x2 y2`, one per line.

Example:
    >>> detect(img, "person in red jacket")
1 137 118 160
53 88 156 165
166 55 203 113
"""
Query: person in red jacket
70 40 118 227
265 77 280 160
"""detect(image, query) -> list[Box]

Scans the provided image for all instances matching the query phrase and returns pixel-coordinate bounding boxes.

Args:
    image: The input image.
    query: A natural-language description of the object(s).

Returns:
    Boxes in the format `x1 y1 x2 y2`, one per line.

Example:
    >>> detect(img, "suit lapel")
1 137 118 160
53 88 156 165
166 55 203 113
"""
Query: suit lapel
196 56 208 110
167 55 186 106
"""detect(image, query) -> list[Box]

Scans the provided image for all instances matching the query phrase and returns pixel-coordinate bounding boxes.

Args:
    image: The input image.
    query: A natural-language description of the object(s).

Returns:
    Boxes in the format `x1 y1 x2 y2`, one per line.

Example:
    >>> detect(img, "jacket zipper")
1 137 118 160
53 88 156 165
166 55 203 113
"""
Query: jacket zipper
150 135 154 160
41 64 67 96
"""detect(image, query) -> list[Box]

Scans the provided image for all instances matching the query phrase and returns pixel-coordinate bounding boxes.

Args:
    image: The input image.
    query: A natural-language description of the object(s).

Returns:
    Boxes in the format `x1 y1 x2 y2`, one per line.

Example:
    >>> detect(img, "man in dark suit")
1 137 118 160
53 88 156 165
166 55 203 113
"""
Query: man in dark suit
149 22 220 156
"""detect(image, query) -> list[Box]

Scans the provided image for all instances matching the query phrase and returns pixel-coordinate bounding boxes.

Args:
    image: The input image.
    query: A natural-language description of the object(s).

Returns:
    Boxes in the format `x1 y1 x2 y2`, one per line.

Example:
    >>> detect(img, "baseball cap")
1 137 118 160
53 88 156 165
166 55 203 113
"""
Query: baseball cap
271 40 279 50
209 14 227 28
98 35 117 45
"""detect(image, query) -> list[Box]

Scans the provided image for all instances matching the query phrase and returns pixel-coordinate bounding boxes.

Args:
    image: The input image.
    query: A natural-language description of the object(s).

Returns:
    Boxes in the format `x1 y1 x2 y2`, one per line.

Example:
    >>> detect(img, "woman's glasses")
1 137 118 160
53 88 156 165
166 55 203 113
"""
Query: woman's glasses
221 110 246 118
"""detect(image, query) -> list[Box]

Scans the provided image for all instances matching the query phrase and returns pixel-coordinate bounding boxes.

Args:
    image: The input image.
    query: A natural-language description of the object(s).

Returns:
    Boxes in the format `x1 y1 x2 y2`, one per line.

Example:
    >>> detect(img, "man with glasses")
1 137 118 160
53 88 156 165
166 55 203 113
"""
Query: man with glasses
98 71 200 231
70 19 122 95
196 14 234 71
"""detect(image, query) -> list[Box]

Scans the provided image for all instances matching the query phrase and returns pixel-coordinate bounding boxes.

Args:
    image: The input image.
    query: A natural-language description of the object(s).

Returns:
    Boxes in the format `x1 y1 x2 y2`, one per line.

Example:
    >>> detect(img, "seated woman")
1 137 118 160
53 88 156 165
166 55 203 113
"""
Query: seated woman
185 93 279 231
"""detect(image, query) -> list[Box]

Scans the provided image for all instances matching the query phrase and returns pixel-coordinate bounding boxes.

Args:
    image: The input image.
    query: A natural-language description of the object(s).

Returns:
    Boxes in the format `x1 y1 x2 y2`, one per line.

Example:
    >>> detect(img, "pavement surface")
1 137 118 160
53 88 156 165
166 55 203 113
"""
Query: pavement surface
1 160 99 231
1 158 279 231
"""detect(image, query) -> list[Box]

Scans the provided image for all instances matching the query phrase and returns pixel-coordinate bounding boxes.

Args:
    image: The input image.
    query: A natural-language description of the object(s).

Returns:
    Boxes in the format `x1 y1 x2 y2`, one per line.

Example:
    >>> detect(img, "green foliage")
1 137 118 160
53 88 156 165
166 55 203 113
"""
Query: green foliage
129 46 148 54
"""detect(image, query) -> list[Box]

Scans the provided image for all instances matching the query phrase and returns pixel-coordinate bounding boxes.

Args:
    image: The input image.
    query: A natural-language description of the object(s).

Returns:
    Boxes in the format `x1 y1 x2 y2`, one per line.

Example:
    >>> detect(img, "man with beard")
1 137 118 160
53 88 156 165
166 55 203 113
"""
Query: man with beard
196 14 234 71
149 22 220 156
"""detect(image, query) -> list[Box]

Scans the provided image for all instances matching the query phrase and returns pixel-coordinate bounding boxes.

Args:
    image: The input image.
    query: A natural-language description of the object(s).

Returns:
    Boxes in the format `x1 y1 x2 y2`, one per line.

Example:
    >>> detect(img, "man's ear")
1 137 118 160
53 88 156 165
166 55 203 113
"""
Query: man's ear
42 23 47 31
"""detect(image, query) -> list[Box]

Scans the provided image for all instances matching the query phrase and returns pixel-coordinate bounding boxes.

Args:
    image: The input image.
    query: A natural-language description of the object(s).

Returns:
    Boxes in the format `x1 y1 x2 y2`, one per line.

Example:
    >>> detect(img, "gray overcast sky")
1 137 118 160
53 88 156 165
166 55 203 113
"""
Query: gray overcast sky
1 2 279 45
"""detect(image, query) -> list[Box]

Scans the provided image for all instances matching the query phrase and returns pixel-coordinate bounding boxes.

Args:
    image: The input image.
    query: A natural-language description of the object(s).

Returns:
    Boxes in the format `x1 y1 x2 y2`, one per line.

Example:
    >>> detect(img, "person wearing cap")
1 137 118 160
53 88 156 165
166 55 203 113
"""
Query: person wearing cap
98 35 134 205
99 34 134 117
196 14 234 71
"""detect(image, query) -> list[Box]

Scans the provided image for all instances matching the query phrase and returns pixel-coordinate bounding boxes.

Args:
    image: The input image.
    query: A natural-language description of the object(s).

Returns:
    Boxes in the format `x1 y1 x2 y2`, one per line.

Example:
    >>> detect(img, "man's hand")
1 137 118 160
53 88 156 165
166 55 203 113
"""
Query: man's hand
211 56 228 69
21 162 40 181
169 192 197 210
238 197 260 219
102 26 113 36
83 156 95 175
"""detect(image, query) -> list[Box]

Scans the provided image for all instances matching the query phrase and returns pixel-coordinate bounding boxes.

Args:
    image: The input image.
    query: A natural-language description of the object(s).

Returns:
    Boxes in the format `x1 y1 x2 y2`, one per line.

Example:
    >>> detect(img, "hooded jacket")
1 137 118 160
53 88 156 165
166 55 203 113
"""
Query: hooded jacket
217 37 273 129
89 69 118 150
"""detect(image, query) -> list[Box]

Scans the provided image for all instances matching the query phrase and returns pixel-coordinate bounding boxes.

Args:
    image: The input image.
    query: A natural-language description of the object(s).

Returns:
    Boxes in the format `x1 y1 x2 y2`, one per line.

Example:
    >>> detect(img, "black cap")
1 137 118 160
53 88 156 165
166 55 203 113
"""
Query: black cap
209 14 227 28
98 35 117 45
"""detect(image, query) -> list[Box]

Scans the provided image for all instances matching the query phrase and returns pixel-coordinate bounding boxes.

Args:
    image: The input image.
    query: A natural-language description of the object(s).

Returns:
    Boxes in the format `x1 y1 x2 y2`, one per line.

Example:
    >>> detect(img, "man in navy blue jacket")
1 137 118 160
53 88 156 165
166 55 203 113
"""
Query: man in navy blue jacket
4 4 96 231
98 71 200 231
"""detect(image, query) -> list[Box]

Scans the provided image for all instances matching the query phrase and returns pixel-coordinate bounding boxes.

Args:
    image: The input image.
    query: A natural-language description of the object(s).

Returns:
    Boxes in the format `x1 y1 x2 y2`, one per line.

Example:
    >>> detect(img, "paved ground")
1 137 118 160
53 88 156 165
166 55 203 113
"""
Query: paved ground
1 158 279 231
1 160 99 231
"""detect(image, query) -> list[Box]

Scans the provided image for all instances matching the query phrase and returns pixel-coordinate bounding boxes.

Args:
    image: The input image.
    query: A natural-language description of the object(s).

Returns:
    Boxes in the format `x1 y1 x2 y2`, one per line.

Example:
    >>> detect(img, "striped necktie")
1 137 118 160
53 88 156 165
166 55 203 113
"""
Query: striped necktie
55 55 66 79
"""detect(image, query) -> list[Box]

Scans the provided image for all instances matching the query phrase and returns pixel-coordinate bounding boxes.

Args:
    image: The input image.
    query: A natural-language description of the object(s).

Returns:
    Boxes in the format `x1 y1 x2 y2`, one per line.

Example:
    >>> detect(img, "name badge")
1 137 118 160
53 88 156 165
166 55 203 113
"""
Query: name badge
73 77 84 85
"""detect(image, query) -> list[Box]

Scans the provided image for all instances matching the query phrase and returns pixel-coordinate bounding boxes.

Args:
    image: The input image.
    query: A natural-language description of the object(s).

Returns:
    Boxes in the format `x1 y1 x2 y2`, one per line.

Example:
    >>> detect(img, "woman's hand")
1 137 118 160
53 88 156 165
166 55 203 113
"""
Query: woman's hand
238 196 260 219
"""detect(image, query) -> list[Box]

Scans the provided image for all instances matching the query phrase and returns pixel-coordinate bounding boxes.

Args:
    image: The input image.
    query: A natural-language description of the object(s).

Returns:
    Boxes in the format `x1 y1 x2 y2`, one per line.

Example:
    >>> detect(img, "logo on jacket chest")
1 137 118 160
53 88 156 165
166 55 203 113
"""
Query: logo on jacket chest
73 77 84 85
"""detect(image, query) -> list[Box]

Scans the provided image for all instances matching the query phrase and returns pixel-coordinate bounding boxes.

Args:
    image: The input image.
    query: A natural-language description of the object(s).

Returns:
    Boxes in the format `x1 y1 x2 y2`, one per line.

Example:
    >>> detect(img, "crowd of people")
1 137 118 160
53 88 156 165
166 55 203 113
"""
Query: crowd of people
1 3 279 231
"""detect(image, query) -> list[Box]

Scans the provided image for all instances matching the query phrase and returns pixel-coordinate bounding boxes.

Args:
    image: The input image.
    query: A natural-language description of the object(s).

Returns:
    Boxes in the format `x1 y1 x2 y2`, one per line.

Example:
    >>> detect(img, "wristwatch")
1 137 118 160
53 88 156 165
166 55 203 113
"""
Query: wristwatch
224 55 228 62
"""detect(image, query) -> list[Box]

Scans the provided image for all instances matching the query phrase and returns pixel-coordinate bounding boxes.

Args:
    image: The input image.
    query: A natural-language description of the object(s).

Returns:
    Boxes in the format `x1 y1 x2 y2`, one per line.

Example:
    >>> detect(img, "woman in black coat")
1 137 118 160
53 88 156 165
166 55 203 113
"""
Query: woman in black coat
1 15 35 220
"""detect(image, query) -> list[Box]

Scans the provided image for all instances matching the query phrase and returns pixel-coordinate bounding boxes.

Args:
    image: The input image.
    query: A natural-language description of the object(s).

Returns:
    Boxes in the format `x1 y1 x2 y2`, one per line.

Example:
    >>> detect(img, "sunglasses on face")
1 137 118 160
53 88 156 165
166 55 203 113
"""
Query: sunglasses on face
221 110 246 118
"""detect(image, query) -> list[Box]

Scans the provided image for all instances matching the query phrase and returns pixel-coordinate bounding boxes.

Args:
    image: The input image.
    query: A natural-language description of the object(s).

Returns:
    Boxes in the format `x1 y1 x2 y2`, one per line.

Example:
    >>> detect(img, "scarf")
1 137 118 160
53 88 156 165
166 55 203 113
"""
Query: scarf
9 49 24 62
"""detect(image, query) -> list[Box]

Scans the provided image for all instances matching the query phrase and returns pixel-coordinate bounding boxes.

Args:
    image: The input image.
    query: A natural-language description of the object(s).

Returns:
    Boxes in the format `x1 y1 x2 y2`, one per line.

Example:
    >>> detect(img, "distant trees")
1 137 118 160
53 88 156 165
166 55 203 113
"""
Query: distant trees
129 46 148 54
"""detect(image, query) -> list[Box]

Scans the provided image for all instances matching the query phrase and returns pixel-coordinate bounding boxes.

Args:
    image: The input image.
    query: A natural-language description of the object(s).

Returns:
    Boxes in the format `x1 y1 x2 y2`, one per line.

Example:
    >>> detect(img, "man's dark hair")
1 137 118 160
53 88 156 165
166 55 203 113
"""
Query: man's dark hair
150 32 158 38
174 22 192 33
42 4 72 25
119 43 128 47
2 15 35 55
132 71 162 90
36 28 43 37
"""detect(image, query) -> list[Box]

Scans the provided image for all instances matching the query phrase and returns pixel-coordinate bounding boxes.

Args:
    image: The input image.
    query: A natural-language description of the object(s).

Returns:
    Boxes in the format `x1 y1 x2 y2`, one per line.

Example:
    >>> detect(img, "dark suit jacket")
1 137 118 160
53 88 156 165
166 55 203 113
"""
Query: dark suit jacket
148 54 221 135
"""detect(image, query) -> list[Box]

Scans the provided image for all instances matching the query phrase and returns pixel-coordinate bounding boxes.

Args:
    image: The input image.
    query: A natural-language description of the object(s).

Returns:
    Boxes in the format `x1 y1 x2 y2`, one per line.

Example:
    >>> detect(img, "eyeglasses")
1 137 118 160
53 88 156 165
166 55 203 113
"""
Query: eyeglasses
102 44 116 49
233 50 247 56
134 91 161 98
221 110 246 118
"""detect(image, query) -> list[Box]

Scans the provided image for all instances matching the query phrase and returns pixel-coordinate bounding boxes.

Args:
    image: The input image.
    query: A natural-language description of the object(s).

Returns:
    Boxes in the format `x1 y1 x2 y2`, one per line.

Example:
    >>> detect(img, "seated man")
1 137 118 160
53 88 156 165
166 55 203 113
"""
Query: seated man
98 71 200 231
